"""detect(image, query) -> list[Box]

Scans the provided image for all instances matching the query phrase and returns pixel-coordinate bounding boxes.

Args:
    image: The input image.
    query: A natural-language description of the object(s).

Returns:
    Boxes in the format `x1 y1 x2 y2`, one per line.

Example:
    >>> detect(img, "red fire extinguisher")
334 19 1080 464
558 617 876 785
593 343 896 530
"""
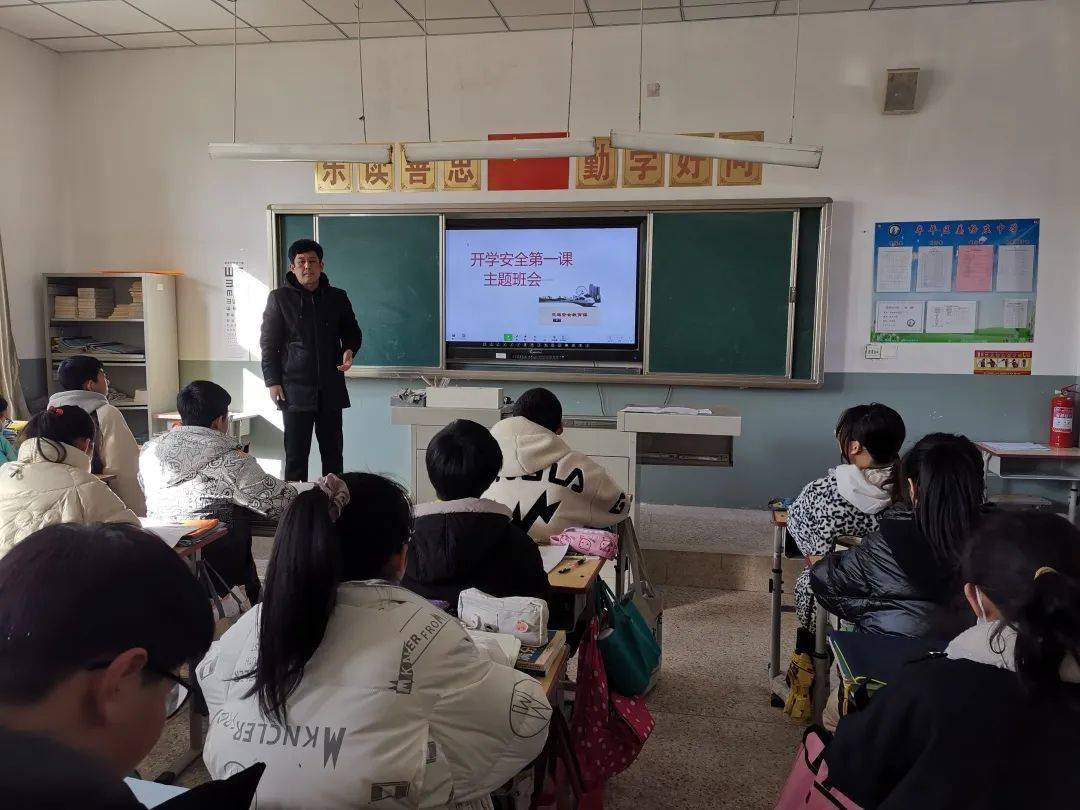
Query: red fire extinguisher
1050 385 1078 448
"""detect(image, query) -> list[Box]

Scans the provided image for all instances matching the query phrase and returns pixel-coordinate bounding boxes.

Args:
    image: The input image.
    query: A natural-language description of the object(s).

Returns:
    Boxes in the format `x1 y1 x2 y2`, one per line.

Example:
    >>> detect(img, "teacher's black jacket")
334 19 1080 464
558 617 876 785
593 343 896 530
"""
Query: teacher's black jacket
260 271 362 411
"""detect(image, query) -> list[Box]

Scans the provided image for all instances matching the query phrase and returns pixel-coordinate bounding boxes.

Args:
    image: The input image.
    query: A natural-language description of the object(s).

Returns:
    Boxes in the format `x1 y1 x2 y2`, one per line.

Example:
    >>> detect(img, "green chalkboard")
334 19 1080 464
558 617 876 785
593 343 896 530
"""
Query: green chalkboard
315 215 440 368
649 211 796 376
278 214 314 276
792 207 822 380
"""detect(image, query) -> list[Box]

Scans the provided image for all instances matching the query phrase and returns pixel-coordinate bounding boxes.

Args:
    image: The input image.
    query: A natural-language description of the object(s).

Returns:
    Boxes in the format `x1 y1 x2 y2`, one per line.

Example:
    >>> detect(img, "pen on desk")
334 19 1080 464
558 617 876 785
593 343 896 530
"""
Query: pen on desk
557 558 588 574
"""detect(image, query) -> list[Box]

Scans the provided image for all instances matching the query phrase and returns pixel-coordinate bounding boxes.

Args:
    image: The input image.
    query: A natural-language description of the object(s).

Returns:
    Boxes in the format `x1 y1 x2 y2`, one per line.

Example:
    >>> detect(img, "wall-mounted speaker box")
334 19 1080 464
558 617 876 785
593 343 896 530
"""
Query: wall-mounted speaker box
884 68 919 115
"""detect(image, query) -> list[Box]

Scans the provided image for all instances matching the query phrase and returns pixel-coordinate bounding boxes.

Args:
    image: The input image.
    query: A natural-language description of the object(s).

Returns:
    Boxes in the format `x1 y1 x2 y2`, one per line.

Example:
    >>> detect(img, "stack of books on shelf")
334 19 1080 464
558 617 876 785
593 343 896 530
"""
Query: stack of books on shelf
110 280 144 319
77 288 114 319
52 335 145 361
53 296 79 319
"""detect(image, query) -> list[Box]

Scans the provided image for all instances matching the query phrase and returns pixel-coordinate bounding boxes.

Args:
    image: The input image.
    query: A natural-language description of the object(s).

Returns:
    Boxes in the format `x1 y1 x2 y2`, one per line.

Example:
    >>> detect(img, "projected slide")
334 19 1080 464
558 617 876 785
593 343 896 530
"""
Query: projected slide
445 226 639 346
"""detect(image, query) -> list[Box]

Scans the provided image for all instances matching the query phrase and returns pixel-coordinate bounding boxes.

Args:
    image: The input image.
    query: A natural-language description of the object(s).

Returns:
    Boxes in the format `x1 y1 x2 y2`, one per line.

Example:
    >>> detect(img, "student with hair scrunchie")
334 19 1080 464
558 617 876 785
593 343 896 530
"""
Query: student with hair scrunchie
822 510 1080 809
0 405 138 559
198 471 551 808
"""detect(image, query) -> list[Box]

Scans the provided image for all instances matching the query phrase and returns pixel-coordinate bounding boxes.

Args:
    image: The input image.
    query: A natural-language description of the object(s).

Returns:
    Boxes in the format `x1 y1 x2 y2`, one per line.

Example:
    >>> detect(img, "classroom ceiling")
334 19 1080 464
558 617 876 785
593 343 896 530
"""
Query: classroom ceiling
0 0 1041 54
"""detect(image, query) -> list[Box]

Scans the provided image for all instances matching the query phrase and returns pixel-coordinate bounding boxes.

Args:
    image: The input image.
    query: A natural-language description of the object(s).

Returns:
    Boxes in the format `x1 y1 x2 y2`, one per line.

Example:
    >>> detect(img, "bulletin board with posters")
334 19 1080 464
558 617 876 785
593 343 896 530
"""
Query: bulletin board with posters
871 218 1039 343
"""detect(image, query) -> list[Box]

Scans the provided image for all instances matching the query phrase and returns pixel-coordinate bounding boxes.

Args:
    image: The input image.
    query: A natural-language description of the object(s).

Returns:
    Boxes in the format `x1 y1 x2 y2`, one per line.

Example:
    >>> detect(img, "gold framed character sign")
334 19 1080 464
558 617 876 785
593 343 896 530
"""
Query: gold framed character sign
716 131 764 186
314 161 353 193
576 136 617 189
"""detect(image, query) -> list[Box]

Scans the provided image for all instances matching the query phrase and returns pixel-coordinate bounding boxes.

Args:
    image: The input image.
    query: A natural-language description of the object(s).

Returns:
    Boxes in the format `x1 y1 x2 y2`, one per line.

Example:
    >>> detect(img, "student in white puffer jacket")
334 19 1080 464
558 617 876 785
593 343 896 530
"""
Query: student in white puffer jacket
0 405 138 558
198 472 550 810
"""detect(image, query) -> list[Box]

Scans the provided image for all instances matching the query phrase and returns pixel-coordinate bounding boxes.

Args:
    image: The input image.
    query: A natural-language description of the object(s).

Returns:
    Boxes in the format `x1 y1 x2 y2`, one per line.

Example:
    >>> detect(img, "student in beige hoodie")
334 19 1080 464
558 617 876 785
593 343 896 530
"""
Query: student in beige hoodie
48 356 146 515
484 387 631 543
0 406 138 558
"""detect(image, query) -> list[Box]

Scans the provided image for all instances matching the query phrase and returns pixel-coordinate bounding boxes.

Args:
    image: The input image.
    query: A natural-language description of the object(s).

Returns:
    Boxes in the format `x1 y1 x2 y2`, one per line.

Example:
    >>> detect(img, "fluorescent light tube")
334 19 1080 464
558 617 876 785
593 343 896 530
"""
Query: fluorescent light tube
403 138 596 163
610 131 822 169
208 142 393 163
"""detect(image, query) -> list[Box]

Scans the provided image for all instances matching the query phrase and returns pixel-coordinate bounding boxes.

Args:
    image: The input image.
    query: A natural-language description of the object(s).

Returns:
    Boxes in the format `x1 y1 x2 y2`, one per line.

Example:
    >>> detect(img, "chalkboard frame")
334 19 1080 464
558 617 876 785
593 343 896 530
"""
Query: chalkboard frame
268 198 830 388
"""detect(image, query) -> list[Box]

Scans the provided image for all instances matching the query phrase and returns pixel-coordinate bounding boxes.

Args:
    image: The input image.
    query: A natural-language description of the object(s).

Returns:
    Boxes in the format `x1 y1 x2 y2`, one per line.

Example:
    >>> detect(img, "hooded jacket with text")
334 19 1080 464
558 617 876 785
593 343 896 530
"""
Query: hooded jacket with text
483 416 631 543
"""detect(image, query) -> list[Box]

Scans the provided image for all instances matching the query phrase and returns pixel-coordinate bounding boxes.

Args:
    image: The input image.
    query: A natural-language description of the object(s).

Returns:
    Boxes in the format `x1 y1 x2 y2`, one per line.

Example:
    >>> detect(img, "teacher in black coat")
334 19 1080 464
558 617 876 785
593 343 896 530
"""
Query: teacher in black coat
260 238 362 482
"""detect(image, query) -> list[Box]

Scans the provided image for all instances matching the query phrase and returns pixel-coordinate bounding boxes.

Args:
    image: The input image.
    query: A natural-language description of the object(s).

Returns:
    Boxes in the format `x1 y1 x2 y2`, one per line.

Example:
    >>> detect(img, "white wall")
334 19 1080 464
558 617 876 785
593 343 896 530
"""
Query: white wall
23 0 1080 376
0 29 63 361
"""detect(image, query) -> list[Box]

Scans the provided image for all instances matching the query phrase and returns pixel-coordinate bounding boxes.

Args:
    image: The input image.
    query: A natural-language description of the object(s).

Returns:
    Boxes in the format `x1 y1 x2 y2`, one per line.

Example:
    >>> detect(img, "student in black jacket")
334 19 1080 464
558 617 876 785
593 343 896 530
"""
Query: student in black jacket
810 432 985 641
0 523 262 808
403 419 551 612
823 511 1080 809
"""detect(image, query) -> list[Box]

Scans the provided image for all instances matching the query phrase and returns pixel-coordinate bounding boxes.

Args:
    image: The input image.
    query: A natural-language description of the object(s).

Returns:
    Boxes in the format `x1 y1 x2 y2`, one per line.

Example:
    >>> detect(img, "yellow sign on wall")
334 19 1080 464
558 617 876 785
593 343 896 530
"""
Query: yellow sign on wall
974 350 1032 375
622 148 664 188
717 131 764 186
314 161 353 193
576 136 617 189
399 146 437 191
354 160 394 192
668 133 713 187
442 159 481 190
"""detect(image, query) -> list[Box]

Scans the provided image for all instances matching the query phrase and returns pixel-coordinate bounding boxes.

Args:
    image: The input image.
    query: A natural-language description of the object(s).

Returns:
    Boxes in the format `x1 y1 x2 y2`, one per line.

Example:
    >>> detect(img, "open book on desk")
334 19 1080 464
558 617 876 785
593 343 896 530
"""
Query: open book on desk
139 518 221 549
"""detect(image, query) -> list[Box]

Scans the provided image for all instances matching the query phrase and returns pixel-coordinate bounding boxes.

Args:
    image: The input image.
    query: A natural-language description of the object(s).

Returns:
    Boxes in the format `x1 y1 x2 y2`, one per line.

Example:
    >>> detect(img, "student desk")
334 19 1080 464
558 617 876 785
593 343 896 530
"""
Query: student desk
533 645 571 707
977 443 1080 524
549 556 605 623
158 523 229 784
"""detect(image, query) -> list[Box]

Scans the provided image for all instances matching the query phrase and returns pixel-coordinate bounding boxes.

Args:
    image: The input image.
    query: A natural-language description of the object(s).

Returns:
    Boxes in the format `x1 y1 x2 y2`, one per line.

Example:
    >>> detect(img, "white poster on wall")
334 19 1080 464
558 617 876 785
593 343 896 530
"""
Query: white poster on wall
926 300 978 333
915 246 953 293
874 300 925 333
996 244 1035 292
223 261 249 360
875 246 914 292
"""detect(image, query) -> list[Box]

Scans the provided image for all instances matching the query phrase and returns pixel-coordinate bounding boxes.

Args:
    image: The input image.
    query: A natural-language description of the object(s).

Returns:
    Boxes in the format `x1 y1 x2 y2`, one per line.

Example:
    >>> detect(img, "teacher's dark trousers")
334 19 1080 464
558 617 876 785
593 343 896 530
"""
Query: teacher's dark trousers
283 401 344 482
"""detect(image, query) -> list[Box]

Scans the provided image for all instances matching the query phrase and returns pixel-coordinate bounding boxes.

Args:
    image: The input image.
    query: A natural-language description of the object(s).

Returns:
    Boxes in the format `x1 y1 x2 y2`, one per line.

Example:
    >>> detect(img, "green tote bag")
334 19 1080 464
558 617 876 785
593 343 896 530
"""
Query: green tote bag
595 579 661 697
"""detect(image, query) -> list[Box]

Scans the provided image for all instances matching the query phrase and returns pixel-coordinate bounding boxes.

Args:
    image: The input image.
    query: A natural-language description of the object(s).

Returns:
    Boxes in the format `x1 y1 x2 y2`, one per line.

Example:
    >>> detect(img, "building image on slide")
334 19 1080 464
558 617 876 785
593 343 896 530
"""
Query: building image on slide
539 284 601 308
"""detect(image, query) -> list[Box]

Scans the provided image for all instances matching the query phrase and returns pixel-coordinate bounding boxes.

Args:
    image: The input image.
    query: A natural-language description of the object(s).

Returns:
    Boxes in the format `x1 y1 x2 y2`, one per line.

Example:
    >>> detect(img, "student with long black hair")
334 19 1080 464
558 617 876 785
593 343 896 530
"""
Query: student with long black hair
810 432 985 640
198 472 551 809
0 406 138 558
822 511 1080 808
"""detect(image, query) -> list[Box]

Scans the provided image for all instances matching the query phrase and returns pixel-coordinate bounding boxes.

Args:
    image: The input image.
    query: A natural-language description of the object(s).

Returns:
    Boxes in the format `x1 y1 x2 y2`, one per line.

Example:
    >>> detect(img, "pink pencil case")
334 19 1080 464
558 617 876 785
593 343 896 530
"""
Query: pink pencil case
549 527 619 560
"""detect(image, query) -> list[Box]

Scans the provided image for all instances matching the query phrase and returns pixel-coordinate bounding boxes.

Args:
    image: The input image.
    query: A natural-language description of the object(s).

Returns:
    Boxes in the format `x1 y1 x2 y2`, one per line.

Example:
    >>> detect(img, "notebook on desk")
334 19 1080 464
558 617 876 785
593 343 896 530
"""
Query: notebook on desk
139 518 220 549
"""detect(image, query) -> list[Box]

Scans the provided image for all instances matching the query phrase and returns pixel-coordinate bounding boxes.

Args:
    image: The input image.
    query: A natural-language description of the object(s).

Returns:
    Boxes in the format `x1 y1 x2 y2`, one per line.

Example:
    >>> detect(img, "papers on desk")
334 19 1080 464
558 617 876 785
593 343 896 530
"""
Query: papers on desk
139 518 219 548
124 777 187 807
467 629 522 667
139 519 195 548
623 406 712 416
980 442 1049 453
539 544 569 573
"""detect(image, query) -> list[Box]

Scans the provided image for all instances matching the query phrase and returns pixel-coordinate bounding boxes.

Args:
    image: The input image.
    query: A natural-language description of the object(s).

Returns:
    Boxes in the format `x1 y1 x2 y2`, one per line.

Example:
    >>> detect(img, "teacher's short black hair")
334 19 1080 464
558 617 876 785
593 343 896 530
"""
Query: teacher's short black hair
288 239 324 264
426 419 503 500
513 387 563 434
0 523 213 704
177 380 231 428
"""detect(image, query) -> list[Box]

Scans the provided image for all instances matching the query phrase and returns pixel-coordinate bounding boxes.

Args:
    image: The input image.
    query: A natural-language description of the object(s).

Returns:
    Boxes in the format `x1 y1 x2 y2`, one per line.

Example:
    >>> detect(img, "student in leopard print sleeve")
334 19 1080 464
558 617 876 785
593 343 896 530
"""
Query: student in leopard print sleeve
484 388 631 544
787 403 906 630
140 381 297 602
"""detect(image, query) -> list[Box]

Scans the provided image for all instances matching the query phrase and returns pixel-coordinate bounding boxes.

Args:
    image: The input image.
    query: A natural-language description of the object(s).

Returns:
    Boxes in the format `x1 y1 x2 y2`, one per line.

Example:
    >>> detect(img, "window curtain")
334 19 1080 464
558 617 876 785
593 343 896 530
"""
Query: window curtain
0 228 28 419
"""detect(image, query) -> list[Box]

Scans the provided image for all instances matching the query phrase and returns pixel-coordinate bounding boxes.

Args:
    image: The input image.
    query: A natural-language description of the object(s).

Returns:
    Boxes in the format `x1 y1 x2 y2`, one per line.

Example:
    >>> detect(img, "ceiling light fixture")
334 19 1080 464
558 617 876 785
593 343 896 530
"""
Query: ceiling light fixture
615 0 821 169
403 0 590 164
208 0 390 164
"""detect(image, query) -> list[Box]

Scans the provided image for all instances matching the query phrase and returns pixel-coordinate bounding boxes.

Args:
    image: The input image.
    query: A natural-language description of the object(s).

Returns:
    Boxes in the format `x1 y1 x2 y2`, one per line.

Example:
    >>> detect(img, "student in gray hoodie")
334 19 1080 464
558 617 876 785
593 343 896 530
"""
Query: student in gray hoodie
48 356 145 515
787 403 906 629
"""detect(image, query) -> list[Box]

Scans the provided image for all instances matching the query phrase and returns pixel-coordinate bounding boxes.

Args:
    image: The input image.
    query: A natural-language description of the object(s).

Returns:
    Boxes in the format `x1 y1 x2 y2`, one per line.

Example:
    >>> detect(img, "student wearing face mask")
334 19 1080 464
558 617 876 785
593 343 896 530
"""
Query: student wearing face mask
810 432 985 641
821 510 1080 809
0 405 138 559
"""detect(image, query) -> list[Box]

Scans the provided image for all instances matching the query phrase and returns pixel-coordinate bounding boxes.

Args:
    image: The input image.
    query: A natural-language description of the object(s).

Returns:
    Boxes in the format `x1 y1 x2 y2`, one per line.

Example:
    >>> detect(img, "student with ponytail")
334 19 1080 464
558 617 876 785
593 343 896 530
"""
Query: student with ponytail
0 406 138 558
198 472 551 809
821 510 1080 808
810 432 985 640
